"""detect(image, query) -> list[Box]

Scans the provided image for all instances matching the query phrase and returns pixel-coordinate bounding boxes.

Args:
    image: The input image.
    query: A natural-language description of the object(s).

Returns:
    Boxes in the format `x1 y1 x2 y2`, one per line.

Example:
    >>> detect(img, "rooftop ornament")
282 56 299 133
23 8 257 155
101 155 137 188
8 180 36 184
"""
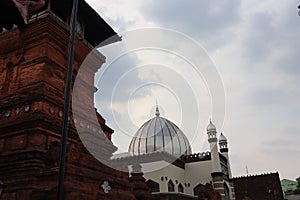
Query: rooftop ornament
0 0 45 32
12 0 45 23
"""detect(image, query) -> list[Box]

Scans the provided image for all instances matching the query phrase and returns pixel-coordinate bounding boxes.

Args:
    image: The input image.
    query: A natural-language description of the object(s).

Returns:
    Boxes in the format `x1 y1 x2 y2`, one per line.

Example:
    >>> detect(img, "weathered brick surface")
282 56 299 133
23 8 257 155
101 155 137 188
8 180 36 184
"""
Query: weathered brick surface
232 173 284 200
5 134 27 151
0 12 139 200
197 183 222 200
129 165 153 200
0 139 4 152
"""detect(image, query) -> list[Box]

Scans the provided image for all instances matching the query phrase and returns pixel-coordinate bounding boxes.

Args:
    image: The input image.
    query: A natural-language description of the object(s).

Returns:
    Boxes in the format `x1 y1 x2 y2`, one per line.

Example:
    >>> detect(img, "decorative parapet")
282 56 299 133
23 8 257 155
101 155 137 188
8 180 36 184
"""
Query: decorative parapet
181 152 211 163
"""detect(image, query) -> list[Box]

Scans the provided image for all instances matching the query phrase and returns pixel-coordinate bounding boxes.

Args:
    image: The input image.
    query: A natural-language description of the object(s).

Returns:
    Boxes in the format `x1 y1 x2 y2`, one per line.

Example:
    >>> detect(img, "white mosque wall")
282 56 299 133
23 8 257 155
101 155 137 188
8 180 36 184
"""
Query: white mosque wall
130 158 214 197
185 160 213 193
142 161 186 193
185 160 213 185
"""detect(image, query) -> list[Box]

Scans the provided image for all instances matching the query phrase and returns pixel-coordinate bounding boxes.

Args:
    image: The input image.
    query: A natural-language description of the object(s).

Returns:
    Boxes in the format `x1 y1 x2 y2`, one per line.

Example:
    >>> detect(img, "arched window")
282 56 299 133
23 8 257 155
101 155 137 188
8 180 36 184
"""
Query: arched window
168 180 175 192
193 183 205 196
178 183 184 193
146 179 159 193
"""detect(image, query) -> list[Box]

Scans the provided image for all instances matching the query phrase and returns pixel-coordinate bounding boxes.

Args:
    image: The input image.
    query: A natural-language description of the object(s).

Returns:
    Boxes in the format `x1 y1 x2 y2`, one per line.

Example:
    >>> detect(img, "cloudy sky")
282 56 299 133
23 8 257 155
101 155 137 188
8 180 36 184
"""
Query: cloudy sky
85 0 300 180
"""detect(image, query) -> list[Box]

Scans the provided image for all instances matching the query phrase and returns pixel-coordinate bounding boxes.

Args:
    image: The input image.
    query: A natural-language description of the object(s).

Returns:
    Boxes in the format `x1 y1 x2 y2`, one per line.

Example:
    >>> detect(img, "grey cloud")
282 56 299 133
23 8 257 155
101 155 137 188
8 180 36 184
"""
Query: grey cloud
240 13 274 63
262 145 300 156
95 47 149 104
238 3 300 69
275 49 300 77
140 0 241 47
249 88 290 106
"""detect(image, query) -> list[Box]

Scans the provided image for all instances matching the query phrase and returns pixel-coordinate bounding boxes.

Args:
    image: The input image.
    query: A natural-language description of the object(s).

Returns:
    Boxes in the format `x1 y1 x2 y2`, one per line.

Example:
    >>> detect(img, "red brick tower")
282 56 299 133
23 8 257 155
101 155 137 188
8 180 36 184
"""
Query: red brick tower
0 0 138 199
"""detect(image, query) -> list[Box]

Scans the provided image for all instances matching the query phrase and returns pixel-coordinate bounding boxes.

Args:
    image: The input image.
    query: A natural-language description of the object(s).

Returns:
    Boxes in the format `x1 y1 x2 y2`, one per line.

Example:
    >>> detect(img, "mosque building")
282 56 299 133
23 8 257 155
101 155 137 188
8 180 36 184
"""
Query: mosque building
113 106 236 200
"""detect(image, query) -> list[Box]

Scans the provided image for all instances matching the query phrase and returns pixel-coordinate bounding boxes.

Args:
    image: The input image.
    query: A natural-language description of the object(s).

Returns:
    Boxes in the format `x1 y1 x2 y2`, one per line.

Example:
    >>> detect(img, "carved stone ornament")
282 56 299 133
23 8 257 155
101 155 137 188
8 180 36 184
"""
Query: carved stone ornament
101 181 111 194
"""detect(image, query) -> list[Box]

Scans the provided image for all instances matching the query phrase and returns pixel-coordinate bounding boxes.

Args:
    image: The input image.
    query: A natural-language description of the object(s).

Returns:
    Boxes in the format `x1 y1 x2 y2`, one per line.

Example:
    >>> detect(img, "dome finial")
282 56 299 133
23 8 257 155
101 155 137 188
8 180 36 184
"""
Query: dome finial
207 119 216 132
219 132 227 142
155 100 160 117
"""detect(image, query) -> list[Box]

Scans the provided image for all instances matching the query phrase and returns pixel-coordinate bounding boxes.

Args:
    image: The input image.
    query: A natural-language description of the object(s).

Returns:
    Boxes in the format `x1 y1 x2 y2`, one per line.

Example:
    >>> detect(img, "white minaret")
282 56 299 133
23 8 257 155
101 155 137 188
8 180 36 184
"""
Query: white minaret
207 120 222 173
219 133 232 178
207 120 225 198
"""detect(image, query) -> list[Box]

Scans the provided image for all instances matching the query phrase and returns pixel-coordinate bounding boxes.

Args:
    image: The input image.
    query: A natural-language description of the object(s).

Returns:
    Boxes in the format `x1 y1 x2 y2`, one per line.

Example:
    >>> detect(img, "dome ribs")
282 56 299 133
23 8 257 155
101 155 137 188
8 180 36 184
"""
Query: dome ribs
128 115 192 157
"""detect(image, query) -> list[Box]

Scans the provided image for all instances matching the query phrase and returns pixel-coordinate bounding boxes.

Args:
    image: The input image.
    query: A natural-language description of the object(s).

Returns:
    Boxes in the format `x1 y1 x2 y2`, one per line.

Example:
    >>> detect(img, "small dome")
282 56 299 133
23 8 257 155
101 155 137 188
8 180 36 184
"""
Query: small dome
128 107 192 157
207 120 216 132
219 133 227 142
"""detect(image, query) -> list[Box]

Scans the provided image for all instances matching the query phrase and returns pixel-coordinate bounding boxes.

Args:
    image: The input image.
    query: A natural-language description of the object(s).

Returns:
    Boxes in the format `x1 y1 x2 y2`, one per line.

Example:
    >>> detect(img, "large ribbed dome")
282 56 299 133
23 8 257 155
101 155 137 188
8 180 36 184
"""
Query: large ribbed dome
128 107 192 157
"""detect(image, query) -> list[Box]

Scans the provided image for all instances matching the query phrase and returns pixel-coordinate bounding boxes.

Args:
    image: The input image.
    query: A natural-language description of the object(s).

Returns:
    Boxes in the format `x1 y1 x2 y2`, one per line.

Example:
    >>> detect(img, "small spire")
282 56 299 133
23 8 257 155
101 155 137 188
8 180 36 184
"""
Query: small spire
155 101 160 117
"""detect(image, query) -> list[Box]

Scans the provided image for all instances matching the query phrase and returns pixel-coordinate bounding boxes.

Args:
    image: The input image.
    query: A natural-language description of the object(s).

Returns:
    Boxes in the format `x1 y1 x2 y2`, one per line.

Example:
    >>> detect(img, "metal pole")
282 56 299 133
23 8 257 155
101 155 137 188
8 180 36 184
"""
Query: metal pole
57 0 79 199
